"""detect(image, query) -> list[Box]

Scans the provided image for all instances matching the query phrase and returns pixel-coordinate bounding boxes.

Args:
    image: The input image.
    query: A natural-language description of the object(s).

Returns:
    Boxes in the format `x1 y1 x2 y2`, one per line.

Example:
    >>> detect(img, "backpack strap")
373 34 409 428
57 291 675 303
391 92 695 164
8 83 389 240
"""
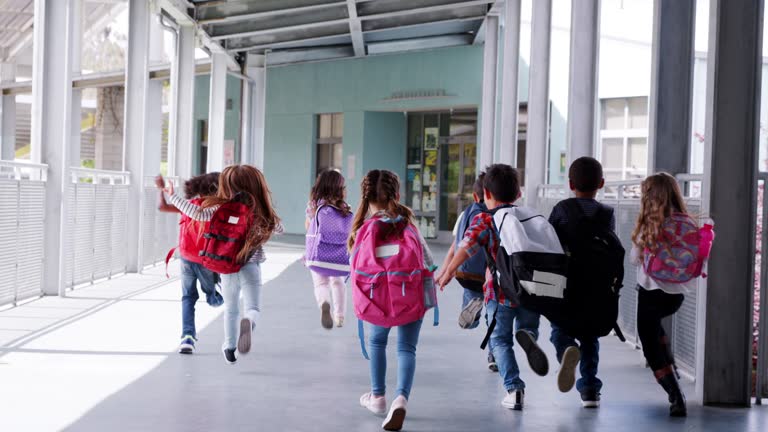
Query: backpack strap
358 319 370 360
165 247 177 279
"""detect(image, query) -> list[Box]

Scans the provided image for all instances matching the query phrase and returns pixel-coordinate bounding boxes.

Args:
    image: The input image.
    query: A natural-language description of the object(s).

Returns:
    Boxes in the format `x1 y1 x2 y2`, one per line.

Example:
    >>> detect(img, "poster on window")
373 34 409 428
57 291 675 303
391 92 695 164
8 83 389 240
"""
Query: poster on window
224 139 236 166
424 127 438 150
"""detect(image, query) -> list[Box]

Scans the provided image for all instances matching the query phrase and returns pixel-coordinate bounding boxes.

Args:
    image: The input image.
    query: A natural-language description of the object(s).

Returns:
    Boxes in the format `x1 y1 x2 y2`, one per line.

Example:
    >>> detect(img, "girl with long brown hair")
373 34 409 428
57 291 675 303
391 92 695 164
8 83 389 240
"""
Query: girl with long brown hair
630 172 694 417
165 165 281 365
349 170 435 432
305 170 353 329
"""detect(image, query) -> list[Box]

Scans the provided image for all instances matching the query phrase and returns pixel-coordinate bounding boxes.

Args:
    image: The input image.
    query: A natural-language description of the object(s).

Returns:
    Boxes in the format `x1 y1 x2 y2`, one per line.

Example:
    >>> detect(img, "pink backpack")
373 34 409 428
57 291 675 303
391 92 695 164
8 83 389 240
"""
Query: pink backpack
351 216 438 359
643 213 715 283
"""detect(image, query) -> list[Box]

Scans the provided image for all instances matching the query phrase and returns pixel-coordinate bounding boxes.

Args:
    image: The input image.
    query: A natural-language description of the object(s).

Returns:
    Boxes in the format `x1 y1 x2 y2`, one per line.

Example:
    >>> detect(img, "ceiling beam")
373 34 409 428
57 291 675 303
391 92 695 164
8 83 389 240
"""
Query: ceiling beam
346 0 365 56
367 34 473 55
198 1 347 25
267 46 355 65
473 0 503 44
227 33 352 54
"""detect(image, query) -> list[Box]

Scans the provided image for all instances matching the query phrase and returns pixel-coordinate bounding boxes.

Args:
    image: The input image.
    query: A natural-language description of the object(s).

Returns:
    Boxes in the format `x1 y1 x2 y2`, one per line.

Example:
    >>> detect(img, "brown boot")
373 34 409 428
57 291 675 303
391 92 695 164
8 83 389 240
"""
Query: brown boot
655 367 687 417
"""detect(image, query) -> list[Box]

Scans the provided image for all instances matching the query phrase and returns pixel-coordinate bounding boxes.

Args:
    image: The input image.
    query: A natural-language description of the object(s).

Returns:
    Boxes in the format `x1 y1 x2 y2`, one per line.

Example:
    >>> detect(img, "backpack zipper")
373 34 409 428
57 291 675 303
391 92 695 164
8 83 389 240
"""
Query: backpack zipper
402 281 406 297
370 282 375 299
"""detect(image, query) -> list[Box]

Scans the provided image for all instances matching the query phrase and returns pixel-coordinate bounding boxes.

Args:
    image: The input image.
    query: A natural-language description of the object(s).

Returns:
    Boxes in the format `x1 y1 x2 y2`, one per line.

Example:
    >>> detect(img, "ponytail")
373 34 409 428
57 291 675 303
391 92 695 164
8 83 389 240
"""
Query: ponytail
348 169 412 251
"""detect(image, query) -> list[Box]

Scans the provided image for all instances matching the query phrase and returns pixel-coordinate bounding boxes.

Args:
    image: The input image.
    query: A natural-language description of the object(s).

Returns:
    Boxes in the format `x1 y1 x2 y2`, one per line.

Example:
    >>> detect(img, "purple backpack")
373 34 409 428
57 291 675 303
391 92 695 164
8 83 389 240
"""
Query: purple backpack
305 204 354 277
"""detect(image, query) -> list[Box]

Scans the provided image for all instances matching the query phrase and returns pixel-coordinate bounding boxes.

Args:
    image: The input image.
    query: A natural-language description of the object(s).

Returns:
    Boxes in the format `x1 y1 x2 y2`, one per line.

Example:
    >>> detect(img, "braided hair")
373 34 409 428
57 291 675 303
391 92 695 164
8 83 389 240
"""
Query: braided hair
347 169 414 250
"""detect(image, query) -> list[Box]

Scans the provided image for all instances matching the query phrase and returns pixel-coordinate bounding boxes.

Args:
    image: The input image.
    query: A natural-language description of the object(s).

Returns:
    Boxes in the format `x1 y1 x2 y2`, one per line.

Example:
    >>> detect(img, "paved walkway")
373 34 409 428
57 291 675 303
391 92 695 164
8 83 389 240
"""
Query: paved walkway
0 240 766 431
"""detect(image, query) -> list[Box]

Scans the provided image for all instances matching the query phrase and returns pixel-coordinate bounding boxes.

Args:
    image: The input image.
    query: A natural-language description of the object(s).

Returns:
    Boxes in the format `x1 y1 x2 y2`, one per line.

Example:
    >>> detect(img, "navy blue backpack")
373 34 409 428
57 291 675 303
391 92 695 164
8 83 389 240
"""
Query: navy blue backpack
454 202 488 293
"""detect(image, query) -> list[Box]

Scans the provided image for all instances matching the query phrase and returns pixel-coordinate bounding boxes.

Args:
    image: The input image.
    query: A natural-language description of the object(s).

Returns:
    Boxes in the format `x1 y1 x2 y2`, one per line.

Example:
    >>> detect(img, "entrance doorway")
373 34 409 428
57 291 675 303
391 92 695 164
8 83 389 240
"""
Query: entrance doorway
405 111 478 239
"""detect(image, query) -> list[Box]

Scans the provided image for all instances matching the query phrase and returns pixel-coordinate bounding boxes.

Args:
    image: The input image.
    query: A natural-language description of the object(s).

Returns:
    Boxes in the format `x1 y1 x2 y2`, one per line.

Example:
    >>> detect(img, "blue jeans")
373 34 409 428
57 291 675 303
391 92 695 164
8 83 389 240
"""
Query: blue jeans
486 300 541 391
462 288 484 329
369 319 423 400
180 258 218 339
220 262 263 350
550 324 602 393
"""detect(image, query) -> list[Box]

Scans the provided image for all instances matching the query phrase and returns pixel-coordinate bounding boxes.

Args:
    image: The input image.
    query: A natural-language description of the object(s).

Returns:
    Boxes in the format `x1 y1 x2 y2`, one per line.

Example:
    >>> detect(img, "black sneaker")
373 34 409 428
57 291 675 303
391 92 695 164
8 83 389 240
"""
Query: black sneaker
515 330 549 376
223 348 237 365
488 351 499 372
581 390 601 408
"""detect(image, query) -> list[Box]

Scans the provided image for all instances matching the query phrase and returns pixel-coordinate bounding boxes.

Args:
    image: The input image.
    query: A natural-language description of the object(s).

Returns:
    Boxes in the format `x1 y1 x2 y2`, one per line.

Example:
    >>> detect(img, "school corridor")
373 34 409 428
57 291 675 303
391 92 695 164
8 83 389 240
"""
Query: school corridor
0 239 762 432
2 0 768 430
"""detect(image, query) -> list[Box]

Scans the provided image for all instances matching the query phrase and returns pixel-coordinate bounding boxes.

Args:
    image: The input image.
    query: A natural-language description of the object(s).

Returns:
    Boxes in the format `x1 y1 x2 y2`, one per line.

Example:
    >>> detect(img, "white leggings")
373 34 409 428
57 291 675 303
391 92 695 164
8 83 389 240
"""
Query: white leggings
310 271 346 318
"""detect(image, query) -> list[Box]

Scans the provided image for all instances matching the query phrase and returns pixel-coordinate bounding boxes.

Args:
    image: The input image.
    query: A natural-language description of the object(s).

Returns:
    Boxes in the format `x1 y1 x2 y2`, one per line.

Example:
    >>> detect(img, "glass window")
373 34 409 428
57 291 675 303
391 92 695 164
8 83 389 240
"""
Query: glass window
6 93 32 160
316 114 343 174
80 85 125 170
81 1 129 74
332 113 344 138
601 99 625 130
628 97 648 129
627 137 647 170
602 138 623 170
319 114 333 139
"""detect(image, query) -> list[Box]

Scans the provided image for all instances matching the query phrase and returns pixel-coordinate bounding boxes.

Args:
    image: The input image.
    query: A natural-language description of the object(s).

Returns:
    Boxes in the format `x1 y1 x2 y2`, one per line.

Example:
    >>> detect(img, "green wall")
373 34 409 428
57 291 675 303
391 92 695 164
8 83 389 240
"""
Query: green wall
264 46 484 233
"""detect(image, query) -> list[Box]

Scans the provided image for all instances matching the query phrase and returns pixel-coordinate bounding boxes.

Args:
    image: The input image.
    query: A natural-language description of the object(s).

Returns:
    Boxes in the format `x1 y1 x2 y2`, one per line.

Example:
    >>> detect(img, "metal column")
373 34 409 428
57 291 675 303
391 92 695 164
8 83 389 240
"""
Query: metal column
206 52 228 172
172 24 196 179
31 0 76 295
524 0 552 207
498 0 521 167
123 0 152 273
479 15 499 170
243 53 266 169
566 0 600 164
699 0 763 407
0 63 16 161
648 0 696 175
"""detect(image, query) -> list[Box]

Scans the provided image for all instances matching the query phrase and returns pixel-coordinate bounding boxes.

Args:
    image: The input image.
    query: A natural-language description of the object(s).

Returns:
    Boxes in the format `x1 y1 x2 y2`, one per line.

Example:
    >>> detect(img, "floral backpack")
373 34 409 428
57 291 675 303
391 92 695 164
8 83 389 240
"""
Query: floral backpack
643 213 715 283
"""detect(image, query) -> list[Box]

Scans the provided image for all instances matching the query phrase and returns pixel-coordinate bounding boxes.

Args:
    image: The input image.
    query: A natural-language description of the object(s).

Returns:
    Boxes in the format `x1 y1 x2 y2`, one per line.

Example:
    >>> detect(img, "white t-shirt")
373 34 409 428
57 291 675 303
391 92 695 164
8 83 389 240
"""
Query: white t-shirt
630 245 698 295
453 210 465 237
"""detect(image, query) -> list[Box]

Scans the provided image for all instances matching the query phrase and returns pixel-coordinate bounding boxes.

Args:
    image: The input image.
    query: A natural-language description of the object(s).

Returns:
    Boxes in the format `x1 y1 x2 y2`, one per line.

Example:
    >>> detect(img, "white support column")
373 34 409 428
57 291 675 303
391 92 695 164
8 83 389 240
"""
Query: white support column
566 0 600 164
145 80 163 177
206 52 228 172
32 0 76 296
699 0 763 407
479 15 499 170
525 0 552 207
123 0 152 273
244 53 266 169
172 24 196 179
69 0 82 167
1 63 16 160
498 0 521 167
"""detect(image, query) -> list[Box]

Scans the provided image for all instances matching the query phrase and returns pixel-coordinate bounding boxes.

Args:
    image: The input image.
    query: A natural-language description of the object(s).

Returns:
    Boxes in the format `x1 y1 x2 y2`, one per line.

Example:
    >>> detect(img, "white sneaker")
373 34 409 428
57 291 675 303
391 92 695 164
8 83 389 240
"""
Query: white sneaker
501 390 524 410
360 392 386 415
335 315 344 328
382 395 407 431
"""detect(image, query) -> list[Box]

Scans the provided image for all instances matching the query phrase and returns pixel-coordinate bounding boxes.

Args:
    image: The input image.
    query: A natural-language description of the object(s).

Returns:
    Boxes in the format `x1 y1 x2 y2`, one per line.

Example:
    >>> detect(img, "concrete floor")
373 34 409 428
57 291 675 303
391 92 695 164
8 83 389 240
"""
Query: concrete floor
0 239 766 431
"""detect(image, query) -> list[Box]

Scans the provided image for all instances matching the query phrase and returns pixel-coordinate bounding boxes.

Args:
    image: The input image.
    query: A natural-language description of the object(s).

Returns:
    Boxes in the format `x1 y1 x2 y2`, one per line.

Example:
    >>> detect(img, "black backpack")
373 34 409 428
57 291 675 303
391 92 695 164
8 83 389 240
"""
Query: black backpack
553 199 625 339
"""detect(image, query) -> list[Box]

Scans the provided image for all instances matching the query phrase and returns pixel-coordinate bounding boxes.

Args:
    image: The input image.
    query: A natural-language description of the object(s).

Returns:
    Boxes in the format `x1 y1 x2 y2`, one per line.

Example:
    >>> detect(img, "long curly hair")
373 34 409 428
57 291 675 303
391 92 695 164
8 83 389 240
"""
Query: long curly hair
631 172 688 250
183 172 220 199
309 170 351 216
347 170 414 251
200 165 281 264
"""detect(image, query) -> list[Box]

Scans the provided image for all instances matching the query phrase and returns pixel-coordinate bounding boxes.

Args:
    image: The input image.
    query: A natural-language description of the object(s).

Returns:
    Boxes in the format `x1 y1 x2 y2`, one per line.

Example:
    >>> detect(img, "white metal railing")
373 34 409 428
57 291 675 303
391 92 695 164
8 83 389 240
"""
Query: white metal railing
64 168 131 288
141 176 180 268
0 161 47 306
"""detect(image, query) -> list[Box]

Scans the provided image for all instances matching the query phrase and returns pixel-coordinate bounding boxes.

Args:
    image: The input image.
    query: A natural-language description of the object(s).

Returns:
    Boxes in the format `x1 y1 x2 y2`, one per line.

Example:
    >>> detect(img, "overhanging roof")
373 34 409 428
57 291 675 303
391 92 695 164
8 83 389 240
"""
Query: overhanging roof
190 0 500 66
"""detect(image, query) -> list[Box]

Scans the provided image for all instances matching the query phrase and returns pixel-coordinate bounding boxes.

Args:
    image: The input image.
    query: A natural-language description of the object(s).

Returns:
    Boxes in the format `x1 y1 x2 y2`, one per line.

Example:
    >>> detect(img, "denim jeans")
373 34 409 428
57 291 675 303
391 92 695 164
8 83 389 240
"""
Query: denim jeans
180 258 218 339
369 319 423 400
485 300 541 391
550 323 603 393
220 262 263 350
462 288 484 329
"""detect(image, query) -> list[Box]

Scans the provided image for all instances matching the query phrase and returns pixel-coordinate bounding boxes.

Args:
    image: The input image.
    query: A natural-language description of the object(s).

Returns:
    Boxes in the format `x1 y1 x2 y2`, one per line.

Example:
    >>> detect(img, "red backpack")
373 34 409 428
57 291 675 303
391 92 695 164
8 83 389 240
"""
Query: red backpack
177 198 208 263
199 201 254 274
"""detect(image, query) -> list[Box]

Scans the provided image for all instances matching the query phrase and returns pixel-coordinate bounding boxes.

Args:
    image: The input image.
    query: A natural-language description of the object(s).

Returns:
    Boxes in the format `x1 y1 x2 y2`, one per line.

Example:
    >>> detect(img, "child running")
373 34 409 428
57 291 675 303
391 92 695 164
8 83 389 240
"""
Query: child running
436 172 498 372
164 165 282 365
155 173 223 354
305 170 353 329
630 173 712 417
547 157 616 407
350 170 436 432
437 164 548 411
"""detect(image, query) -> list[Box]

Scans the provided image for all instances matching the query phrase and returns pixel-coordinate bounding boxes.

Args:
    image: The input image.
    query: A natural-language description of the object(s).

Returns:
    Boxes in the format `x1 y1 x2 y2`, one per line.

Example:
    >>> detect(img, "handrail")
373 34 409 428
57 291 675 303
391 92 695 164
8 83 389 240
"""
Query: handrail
0 160 48 181
70 167 131 185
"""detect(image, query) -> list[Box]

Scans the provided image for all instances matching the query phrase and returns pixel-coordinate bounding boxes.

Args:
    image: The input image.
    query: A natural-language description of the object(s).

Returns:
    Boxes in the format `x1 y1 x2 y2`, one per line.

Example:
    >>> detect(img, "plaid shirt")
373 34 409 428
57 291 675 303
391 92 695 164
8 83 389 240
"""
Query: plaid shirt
458 211 515 307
